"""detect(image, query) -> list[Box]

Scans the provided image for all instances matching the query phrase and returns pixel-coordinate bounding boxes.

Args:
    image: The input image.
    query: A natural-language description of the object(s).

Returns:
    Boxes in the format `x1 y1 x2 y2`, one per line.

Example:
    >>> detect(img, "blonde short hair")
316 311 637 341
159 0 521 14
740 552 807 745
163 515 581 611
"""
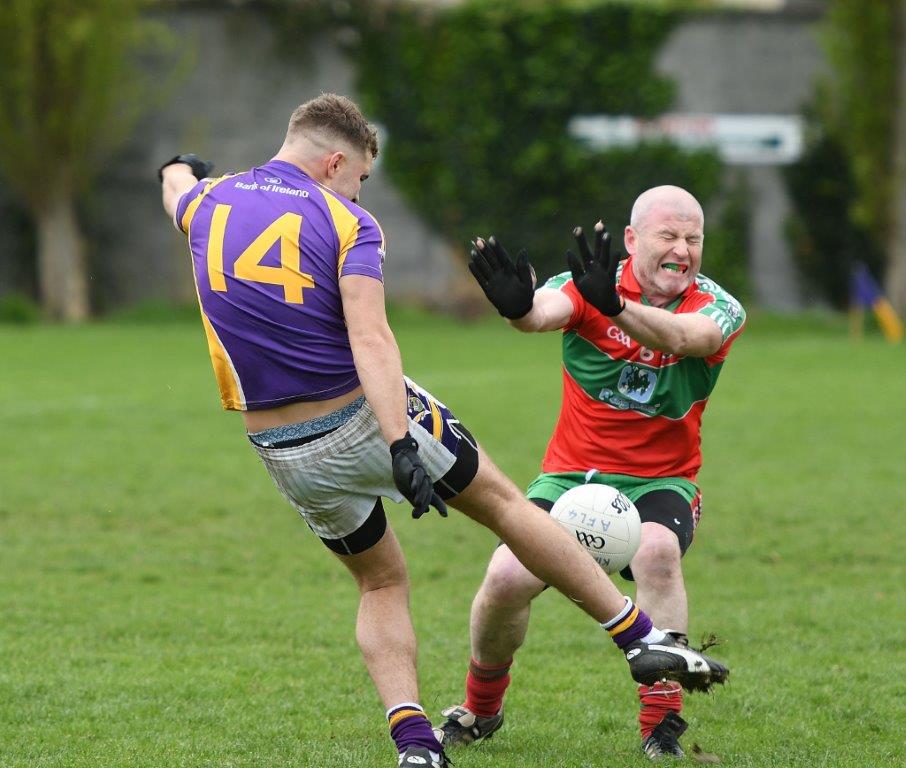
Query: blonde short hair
287 93 379 158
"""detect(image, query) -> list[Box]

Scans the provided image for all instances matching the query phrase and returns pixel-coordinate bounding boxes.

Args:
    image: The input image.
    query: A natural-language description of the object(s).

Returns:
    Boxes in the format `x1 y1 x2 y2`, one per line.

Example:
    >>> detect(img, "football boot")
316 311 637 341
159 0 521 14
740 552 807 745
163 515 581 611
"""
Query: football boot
625 633 728 692
398 745 449 768
434 704 504 746
642 712 688 761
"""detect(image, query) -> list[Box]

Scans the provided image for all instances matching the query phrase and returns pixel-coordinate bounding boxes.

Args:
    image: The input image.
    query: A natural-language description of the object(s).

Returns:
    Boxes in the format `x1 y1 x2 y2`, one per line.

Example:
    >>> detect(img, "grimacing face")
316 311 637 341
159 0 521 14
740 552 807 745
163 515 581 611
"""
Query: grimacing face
625 204 703 306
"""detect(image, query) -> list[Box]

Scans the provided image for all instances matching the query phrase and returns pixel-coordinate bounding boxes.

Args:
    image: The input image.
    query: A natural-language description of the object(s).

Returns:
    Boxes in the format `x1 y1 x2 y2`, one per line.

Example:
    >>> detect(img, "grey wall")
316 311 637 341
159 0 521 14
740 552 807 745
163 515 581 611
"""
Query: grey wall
657 12 828 309
0 5 828 313
87 6 463 313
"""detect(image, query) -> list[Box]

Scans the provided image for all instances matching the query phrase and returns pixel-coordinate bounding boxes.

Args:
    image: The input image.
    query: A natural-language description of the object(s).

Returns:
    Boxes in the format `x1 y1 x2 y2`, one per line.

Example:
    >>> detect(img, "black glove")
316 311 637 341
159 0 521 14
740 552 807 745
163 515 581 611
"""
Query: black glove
468 236 535 319
389 433 448 519
566 221 625 316
158 154 214 183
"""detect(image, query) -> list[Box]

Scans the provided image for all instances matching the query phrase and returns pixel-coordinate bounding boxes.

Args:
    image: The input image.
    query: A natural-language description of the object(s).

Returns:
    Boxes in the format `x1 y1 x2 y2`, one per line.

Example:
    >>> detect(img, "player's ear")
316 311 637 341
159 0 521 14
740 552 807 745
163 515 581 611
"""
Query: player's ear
624 225 636 255
326 151 345 179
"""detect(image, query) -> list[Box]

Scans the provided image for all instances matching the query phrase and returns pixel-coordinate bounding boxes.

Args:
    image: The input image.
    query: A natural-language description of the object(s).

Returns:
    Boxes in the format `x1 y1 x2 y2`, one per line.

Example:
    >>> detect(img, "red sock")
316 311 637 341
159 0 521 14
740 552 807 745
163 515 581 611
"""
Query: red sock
638 681 683 739
463 657 512 718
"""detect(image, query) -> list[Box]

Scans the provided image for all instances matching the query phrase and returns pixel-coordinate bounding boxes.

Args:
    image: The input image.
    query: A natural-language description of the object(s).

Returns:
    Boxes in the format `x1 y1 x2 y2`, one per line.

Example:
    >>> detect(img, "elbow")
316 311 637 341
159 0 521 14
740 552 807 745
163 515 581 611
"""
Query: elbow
508 316 538 333
672 330 722 358
349 323 396 351
509 306 553 333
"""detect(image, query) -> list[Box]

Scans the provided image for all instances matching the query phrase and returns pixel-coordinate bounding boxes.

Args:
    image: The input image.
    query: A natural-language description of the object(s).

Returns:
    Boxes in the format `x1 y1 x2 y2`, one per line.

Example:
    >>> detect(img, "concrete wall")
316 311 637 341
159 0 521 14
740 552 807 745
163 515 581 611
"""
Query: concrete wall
657 12 827 309
0 5 827 312
89 7 463 312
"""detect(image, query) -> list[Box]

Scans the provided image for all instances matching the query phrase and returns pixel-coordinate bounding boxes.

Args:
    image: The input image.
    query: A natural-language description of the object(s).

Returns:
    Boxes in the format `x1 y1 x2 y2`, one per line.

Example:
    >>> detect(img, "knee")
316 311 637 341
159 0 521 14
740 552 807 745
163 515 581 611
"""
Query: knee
478 555 541 608
632 529 682 583
355 556 410 594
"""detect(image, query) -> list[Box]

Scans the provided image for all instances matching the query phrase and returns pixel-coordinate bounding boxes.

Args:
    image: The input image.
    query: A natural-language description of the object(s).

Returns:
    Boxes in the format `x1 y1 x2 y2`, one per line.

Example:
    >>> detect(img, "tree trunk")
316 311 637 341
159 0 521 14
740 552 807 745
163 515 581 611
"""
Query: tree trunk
34 189 90 322
887 0 906 316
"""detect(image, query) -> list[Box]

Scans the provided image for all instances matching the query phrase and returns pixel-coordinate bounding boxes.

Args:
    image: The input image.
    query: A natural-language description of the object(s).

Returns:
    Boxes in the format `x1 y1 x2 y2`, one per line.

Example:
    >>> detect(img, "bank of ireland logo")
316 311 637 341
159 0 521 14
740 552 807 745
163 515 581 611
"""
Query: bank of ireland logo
617 364 657 403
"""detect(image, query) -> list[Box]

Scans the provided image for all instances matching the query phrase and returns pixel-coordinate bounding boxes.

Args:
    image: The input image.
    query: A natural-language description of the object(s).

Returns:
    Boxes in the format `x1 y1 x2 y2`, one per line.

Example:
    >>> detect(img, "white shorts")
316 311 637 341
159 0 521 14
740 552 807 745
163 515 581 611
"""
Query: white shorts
251 378 465 541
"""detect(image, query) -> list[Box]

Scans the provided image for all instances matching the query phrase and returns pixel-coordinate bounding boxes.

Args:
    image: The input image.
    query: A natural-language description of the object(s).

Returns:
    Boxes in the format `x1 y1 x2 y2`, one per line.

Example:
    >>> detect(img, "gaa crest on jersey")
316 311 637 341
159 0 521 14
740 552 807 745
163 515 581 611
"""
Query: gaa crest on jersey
408 394 427 421
617 364 657 404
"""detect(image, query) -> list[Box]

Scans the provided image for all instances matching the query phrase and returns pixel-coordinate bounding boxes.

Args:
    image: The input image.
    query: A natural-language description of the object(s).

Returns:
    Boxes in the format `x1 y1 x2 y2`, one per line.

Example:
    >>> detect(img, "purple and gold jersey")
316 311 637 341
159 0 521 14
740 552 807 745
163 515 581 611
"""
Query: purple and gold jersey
174 160 386 411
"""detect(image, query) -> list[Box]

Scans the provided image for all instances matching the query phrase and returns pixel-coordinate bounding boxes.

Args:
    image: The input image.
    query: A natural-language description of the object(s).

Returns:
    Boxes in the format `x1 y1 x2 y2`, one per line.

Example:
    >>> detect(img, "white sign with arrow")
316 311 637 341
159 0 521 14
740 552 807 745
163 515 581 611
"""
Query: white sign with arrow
568 113 805 165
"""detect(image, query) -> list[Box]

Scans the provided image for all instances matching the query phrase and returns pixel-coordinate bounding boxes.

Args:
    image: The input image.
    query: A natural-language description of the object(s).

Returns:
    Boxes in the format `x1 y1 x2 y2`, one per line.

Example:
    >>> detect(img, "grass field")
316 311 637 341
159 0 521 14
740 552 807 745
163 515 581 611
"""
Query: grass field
1 311 903 767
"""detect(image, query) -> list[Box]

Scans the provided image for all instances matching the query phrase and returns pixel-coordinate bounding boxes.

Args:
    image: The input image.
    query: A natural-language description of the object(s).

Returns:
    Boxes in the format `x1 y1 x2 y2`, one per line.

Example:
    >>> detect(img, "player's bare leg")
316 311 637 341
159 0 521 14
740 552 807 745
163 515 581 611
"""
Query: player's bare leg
450 447 628 622
335 525 419 707
631 522 690 760
432 545 544 746
337 525 448 765
470 545 542 663
632 523 687 633
438 452 728 748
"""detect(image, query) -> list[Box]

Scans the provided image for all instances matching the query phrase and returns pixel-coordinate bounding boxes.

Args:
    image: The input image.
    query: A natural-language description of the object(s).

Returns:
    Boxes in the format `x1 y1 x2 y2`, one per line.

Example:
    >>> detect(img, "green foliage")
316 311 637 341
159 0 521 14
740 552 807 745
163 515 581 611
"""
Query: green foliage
781 0 897 307
0 0 184 208
0 293 41 324
817 0 897 239
105 299 201 325
784 129 886 308
351 0 745 286
698 175 751 302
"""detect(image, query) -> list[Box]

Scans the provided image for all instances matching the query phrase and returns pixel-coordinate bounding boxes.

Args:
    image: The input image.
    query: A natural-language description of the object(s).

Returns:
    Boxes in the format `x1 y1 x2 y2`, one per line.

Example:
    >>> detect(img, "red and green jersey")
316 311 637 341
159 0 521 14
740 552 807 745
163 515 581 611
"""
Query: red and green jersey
541 257 746 481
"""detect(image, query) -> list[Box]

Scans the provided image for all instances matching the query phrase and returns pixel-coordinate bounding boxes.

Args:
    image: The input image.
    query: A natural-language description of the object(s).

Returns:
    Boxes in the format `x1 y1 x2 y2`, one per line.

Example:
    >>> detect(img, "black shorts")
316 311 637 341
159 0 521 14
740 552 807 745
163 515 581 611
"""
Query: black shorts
321 420 479 556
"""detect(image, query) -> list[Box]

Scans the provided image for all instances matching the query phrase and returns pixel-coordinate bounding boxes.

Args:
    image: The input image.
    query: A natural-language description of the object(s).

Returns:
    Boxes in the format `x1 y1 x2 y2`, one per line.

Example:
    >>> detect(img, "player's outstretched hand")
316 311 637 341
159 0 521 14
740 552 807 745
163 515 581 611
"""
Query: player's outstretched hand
468 236 535 319
566 221 625 317
157 154 214 183
389 433 448 519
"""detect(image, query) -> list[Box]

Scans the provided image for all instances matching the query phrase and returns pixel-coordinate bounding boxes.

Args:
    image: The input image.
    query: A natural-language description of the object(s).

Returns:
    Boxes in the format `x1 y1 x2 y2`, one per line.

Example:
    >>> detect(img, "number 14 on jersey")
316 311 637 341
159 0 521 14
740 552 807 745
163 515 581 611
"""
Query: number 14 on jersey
206 204 315 304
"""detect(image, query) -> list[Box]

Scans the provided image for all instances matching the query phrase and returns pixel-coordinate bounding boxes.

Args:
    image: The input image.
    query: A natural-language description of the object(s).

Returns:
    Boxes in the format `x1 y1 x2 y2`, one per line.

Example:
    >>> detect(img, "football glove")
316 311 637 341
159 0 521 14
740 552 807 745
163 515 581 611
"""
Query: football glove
390 433 448 519
468 236 535 320
566 221 625 317
157 153 214 183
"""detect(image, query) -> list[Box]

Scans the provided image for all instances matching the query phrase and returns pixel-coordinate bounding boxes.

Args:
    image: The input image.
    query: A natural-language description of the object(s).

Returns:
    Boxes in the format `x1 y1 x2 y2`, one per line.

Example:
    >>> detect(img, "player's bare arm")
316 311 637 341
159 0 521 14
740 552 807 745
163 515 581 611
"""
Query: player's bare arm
468 235 574 332
568 222 722 357
339 274 409 444
158 154 214 222
614 300 723 357
509 288 574 333
160 165 197 221
340 273 448 519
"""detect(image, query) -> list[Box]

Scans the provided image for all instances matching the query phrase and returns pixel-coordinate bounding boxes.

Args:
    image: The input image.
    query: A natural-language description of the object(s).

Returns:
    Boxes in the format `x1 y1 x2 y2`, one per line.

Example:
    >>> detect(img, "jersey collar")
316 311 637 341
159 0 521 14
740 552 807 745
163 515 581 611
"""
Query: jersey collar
264 159 311 180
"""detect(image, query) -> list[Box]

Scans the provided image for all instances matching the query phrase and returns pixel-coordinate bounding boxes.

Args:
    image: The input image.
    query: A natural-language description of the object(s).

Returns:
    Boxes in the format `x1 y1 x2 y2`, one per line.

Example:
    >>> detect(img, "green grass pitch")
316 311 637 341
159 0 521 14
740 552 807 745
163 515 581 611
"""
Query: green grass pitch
0 311 903 767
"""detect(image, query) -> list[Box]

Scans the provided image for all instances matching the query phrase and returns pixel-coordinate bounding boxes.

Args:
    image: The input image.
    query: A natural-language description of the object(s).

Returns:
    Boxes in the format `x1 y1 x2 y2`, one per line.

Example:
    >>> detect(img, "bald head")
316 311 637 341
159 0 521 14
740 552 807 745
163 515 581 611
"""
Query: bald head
630 185 703 231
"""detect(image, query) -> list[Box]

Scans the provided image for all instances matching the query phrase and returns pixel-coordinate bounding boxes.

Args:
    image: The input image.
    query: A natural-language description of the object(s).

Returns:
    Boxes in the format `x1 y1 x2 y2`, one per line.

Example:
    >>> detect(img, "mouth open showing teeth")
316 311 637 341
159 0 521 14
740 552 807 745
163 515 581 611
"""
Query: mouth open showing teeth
662 263 688 273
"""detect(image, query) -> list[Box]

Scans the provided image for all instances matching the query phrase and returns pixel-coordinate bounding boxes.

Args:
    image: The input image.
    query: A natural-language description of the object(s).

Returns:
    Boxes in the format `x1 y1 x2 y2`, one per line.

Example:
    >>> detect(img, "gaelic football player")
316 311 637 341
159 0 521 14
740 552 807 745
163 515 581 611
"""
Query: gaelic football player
439 186 744 760
158 99 728 768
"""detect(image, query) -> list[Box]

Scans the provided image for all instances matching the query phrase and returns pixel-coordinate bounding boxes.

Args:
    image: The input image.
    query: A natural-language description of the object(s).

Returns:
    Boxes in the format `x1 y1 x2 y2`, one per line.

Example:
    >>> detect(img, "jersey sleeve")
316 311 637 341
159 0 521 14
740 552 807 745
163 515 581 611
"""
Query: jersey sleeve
338 208 385 282
693 279 747 363
173 179 208 234
542 271 585 331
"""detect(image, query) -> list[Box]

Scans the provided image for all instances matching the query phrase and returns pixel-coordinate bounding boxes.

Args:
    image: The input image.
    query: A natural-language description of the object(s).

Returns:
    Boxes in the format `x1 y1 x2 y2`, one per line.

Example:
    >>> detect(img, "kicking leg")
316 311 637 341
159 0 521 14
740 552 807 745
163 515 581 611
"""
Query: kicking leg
448 450 727 692
450 448 628 623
